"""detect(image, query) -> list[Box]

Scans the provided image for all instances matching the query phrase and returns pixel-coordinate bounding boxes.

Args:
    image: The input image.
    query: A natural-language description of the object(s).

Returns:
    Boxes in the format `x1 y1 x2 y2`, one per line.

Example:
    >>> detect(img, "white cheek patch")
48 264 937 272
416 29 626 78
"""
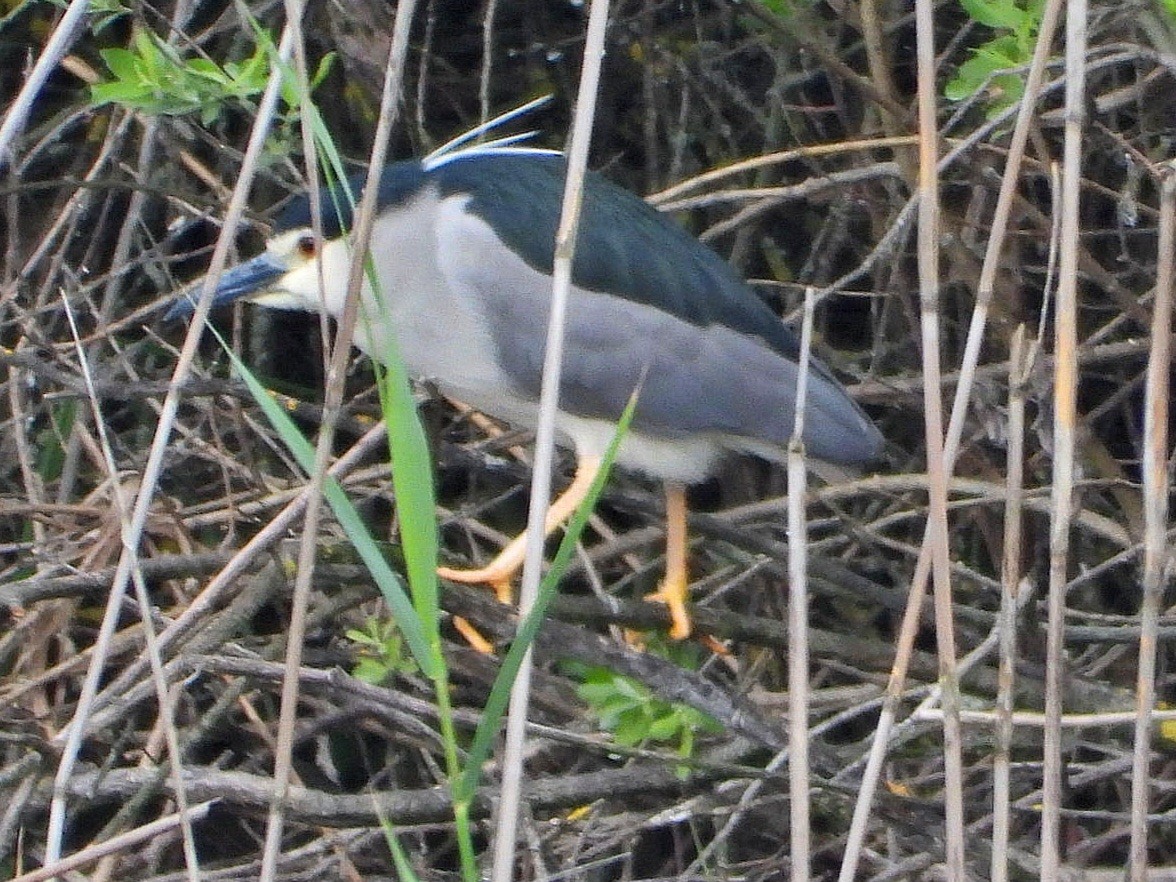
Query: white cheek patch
241 238 352 315
276 239 354 315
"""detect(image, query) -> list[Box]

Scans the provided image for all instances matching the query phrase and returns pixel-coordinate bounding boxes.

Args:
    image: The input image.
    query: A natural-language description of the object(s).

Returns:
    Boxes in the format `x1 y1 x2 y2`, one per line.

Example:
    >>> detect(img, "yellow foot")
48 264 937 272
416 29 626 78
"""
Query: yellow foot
437 454 603 607
437 564 515 604
646 582 692 641
453 616 496 654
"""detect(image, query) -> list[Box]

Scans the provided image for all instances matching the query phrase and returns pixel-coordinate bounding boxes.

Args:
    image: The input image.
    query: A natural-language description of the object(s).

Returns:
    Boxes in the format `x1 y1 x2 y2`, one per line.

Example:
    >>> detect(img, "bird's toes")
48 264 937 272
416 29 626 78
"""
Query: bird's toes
645 583 693 641
437 564 517 603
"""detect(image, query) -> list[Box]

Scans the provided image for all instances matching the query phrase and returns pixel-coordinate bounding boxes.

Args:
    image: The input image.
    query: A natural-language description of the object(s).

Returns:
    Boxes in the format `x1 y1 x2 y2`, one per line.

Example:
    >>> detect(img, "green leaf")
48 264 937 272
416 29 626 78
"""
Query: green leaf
598 692 638 716
946 59 993 100
647 714 681 741
945 45 1026 102
948 0 1041 109
614 713 651 747
98 47 142 82
345 628 379 647
577 682 619 705
758 0 797 18
91 27 281 122
131 29 162 81
311 52 336 89
959 0 1026 30
185 57 228 82
352 657 388 685
618 676 648 700
575 659 720 759
374 801 424 882
985 74 1025 115
91 81 149 106
975 34 1026 67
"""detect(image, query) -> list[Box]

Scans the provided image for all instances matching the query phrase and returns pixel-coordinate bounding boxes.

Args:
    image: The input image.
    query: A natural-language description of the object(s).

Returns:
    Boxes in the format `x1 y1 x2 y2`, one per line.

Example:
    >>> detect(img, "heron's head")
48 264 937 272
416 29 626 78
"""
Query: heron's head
167 218 362 321
164 161 439 322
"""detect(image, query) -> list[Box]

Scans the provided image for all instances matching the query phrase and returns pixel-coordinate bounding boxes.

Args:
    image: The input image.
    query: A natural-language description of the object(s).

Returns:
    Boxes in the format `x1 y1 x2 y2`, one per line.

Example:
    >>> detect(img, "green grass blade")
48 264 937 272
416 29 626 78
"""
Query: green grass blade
374 360 442 631
373 796 423 882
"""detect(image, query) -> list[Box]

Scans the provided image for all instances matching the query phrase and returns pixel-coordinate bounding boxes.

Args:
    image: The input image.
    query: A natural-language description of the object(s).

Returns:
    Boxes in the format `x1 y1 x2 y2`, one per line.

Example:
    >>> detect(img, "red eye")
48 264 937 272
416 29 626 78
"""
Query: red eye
296 234 317 258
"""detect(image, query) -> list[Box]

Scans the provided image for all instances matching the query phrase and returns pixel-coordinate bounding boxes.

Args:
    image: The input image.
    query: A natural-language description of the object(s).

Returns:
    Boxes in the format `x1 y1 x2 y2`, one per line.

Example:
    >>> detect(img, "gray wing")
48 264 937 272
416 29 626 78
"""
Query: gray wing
434 196 882 468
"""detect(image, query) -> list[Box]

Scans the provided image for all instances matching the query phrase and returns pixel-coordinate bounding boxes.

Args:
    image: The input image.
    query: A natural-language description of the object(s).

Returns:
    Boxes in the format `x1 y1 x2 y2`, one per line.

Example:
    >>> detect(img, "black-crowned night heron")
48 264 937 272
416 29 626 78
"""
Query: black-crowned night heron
168 146 883 640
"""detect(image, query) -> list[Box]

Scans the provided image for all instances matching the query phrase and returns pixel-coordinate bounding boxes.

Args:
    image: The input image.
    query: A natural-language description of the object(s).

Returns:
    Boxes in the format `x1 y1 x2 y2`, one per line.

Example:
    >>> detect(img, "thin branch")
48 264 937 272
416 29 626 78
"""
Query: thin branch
991 325 1030 882
61 295 202 881
491 2 611 878
10 803 215 882
1128 161 1176 880
1043 0 1089 874
787 287 815 882
0 0 90 166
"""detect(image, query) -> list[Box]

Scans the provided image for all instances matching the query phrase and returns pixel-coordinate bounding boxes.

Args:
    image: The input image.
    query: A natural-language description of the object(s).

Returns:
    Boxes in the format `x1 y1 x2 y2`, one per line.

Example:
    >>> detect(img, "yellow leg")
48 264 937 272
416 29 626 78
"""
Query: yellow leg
452 616 496 654
439 455 604 602
646 483 692 640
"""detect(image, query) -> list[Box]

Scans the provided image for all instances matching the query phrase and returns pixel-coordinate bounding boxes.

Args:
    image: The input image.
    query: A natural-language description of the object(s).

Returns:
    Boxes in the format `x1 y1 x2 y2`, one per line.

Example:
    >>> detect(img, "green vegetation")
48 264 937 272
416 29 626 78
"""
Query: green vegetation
347 616 419 685
577 665 721 761
944 0 1044 115
91 27 333 124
